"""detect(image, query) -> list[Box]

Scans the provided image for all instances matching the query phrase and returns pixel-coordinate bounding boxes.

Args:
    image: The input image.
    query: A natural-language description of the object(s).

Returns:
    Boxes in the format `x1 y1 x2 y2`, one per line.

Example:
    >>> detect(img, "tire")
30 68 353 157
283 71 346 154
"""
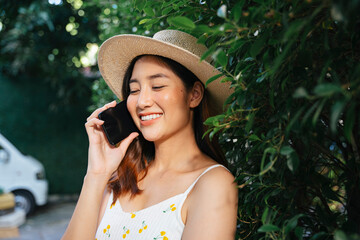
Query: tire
13 190 35 215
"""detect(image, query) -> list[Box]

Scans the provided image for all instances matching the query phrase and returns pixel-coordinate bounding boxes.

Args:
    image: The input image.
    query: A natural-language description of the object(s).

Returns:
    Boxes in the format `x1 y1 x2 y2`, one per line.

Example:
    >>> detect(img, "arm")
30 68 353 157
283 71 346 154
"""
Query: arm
61 173 109 239
61 101 138 240
181 167 238 240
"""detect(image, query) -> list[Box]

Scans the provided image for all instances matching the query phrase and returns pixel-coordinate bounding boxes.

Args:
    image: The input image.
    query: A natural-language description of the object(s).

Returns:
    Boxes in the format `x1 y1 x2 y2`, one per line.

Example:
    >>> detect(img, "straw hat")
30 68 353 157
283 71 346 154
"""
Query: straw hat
98 29 232 113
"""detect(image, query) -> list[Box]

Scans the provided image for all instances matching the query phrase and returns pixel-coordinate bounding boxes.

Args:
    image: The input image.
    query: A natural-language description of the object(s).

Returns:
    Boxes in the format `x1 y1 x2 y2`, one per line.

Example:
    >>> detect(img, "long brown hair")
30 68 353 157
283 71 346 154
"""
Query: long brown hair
108 55 226 202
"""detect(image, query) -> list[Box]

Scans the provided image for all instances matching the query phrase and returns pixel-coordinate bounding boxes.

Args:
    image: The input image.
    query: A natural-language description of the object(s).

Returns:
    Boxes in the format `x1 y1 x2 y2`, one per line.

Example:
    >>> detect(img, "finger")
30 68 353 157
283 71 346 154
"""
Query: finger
85 118 104 134
118 132 139 152
87 100 117 121
86 100 117 121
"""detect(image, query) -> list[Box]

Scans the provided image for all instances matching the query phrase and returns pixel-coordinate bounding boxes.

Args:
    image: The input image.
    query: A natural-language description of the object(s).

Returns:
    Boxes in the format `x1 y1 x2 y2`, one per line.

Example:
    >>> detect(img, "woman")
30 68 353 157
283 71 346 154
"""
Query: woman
62 30 238 240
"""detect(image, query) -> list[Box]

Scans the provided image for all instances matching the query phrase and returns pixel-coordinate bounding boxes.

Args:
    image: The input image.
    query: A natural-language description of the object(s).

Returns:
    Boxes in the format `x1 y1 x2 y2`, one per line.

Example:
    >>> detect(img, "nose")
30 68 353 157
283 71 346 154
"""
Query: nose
137 87 153 109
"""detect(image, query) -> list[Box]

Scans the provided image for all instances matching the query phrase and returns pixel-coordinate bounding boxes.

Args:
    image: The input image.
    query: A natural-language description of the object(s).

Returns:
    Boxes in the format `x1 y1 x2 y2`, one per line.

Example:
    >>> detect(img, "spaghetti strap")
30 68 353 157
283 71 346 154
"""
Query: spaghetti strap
183 164 229 196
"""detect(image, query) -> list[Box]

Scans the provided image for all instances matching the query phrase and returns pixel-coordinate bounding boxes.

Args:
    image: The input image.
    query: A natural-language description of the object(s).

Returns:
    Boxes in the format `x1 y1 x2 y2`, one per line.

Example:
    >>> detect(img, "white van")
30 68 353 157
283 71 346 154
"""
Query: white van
0 133 48 215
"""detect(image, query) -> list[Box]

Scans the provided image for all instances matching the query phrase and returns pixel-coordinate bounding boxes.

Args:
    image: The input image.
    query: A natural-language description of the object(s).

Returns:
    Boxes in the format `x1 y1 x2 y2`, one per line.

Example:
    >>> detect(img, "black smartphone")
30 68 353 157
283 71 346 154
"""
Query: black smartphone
98 100 140 146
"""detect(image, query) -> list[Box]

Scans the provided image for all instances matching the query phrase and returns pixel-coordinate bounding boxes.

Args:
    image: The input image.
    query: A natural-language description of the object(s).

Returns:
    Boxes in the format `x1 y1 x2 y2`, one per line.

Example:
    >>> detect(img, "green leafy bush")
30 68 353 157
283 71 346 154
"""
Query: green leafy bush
93 0 360 239
0 0 101 107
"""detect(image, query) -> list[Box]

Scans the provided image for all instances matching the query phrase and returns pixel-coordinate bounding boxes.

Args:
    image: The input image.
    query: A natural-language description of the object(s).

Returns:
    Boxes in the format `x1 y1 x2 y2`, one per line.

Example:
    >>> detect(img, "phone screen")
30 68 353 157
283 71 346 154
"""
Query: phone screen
98 100 140 146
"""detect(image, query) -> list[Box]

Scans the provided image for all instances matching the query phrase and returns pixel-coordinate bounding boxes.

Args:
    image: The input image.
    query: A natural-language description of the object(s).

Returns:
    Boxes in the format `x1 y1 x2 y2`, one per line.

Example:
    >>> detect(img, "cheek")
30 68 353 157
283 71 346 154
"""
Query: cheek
126 97 138 120
159 89 187 106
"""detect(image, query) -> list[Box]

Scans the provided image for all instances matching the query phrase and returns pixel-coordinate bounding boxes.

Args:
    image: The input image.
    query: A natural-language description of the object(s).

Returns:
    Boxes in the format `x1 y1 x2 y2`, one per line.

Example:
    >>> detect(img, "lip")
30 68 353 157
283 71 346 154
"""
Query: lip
138 112 163 126
138 112 163 117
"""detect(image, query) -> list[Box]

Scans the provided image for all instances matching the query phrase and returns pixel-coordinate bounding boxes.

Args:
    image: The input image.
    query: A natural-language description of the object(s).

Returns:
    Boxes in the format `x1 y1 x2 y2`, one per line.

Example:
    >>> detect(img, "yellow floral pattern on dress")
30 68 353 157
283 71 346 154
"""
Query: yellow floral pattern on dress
130 212 136 218
153 231 168 240
163 203 176 213
103 225 110 238
122 226 130 238
138 220 148 233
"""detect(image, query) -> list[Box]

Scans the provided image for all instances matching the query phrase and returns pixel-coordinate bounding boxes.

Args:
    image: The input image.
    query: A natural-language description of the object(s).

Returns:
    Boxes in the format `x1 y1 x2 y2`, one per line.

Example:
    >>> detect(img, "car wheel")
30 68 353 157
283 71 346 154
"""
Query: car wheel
13 190 35 215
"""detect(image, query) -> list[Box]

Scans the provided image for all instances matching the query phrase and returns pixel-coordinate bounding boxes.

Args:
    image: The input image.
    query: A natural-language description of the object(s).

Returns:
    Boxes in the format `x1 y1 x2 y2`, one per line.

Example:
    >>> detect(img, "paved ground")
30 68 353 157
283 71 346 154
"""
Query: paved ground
2 195 77 240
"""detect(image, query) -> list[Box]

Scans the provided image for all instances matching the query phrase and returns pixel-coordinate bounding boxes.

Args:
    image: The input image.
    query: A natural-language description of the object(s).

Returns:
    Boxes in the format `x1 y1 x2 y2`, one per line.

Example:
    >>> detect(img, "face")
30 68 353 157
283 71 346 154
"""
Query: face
126 56 193 142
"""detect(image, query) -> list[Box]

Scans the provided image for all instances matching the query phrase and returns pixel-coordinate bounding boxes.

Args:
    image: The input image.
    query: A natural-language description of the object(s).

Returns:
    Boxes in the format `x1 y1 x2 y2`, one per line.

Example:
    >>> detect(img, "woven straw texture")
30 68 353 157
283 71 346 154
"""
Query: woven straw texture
98 30 232 113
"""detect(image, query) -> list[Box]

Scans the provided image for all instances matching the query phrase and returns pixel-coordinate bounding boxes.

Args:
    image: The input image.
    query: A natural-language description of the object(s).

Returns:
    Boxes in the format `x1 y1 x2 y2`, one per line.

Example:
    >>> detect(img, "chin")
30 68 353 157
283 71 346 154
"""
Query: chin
140 132 161 142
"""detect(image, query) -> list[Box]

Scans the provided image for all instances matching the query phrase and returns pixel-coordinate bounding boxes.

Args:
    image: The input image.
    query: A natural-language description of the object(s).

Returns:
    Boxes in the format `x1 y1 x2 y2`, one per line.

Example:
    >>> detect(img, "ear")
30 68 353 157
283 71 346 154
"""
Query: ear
189 81 204 108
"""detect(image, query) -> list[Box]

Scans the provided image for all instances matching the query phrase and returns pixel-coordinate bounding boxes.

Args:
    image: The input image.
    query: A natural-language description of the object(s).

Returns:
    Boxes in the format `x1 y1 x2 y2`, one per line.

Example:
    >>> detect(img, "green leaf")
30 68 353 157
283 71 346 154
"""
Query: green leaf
224 90 238 105
220 77 233 83
344 103 356 142
334 230 347 240
139 18 152 25
258 224 280 232
232 0 245 22
293 87 309 98
145 24 153 31
270 37 296 76
161 0 177 8
283 20 304 42
205 73 223 88
256 73 267 83
167 16 195 29
143 6 154 16
280 146 294 155
260 147 277 172
214 50 228 67
200 45 216 61
330 100 346 133
250 37 265 58
313 83 342 97
229 39 246 54
209 126 223 140
245 112 256 133
193 24 212 34
249 134 261 141
287 152 299 172
203 114 225 126
217 4 227 18
286 107 305 134
197 35 207 45
284 214 305 235
202 128 213 139
261 207 269 224
161 6 173 15
295 227 304 240
134 0 146 11
268 38 278 45
310 232 328 240
312 99 326 126
301 101 319 126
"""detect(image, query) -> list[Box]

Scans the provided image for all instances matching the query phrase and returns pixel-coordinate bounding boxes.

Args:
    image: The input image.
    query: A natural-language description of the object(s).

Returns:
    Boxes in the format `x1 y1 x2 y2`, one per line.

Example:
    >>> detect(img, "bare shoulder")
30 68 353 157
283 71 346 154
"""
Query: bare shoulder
182 163 238 239
193 164 238 199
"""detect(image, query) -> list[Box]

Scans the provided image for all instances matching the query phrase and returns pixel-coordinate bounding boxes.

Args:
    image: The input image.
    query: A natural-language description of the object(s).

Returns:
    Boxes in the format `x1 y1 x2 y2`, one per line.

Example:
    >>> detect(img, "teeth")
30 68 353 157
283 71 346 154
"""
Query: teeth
141 114 162 121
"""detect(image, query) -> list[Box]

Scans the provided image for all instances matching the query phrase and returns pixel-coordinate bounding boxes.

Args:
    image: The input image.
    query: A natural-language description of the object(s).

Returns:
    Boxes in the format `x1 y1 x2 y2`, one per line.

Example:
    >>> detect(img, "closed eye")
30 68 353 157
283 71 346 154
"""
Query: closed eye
152 86 165 90
129 89 140 94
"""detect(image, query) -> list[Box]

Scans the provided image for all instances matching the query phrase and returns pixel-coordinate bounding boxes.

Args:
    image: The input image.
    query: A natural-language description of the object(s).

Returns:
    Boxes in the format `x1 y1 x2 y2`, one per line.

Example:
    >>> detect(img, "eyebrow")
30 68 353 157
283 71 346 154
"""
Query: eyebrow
129 73 169 84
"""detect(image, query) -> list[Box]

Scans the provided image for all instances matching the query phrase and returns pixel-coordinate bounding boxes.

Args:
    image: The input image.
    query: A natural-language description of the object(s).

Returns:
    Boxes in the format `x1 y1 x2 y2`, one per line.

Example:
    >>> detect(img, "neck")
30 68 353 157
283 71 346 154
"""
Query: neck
151 126 203 172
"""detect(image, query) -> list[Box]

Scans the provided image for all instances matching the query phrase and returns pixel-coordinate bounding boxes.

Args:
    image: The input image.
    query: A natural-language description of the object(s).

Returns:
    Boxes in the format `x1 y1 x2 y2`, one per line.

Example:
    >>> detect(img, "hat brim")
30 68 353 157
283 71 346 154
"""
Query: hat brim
98 34 232 113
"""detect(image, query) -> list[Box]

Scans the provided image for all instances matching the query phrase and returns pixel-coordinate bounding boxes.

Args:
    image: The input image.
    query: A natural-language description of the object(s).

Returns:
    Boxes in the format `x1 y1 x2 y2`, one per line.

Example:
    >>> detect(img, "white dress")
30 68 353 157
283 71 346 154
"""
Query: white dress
95 164 228 240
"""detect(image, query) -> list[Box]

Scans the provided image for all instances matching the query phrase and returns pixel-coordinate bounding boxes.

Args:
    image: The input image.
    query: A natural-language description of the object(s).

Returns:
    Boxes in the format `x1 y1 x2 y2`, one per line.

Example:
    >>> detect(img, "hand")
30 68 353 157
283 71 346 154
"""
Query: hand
84 100 139 178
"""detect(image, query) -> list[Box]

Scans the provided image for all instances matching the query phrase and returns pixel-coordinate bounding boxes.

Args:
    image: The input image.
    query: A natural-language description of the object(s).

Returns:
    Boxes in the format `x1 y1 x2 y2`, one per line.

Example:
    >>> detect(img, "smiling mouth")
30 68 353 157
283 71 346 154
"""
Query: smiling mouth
140 114 163 121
